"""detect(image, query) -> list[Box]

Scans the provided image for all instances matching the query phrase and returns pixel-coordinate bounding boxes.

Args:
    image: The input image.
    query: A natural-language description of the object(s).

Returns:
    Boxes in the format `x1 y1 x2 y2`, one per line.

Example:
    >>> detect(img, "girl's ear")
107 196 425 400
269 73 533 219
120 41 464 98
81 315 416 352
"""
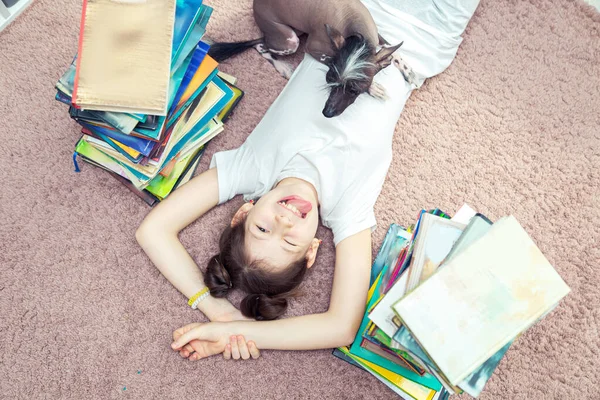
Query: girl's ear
231 202 253 227
305 238 321 269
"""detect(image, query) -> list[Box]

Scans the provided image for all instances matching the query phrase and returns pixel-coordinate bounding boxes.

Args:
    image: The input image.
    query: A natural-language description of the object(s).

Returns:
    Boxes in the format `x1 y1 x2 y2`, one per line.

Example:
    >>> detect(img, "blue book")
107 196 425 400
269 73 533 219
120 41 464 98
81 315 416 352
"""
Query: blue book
169 41 210 116
90 129 143 164
172 0 205 66
80 123 154 157
172 5 213 72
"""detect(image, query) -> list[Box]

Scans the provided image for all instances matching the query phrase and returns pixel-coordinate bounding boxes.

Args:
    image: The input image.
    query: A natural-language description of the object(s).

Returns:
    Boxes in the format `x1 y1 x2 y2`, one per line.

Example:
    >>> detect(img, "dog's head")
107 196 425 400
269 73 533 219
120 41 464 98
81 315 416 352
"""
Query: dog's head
322 24 402 118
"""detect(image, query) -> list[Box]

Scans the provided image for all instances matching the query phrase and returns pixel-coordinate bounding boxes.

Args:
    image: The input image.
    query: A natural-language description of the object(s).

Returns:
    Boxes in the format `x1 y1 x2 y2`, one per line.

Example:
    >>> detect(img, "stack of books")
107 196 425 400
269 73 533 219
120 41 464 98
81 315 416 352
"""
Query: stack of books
55 0 244 206
335 205 570 399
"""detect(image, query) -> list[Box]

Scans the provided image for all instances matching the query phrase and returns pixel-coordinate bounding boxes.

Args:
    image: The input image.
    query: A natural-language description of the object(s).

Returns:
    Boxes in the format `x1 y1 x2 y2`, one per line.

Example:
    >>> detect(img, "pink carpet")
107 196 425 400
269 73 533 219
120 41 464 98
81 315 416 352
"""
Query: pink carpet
1 0 599 398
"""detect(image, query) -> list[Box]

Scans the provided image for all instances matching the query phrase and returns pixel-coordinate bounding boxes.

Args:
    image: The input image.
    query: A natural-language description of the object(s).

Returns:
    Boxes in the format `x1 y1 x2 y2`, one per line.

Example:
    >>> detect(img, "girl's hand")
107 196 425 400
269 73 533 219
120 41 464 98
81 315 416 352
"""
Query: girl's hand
223 335 261 360
172 323 261 361
172 322 226 361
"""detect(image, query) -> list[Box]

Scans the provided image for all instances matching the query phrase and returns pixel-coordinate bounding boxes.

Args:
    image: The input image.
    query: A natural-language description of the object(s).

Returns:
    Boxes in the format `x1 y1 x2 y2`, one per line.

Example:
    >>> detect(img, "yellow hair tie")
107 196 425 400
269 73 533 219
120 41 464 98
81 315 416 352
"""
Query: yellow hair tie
188 287 210 308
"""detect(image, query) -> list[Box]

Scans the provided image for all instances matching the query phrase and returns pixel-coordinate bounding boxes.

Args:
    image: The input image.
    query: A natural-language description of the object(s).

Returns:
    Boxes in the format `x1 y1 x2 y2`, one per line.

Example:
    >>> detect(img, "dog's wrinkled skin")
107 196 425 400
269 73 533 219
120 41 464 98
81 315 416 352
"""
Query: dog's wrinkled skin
209 0 415 117
253 0 412 117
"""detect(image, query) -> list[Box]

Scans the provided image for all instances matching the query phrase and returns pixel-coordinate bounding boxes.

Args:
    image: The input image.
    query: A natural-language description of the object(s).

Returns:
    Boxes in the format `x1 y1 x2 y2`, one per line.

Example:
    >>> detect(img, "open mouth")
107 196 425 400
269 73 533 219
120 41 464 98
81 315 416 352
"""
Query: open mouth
277 195 312 219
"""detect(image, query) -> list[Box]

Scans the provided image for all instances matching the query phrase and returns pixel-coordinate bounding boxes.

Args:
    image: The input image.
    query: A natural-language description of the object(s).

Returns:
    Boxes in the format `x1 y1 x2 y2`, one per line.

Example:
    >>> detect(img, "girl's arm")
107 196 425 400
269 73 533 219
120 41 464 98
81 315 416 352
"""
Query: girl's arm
172 228 372 352
136 168 246 322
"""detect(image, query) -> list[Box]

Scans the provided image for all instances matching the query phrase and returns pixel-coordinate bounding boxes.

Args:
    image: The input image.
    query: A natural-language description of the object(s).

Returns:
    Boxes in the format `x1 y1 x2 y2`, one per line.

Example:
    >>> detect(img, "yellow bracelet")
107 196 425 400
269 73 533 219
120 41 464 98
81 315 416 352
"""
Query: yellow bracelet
187 287 210 307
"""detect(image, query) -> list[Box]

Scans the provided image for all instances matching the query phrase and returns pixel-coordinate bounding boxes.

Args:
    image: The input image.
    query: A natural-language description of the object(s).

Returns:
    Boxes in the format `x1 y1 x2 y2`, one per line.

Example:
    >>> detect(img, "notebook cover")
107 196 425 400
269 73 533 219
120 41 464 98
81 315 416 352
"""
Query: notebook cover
73 0 176 115
158 78 232 173
83 128 142 161
337 347 437 400
146 146 203 199
75 138 149 188
57 57 142 133
394 216 571 385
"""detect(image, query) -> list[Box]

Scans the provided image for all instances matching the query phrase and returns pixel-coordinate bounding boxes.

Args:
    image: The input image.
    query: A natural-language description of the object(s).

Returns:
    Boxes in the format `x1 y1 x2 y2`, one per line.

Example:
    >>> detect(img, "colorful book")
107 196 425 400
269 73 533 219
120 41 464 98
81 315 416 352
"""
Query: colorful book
346 230 443 391
146 146 204 199
167 55 219 127
172 5 213 72
80 124 154 157
218 81 245 123
404 213 466 293
169 41 210 116
171 0 205 67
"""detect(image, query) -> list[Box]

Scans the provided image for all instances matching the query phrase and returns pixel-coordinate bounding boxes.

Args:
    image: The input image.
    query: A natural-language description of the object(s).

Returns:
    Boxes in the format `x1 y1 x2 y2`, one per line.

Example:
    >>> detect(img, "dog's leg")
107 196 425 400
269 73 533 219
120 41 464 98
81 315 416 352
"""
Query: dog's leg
368 81 388 100
393 55 417 87
253 9 299 79
254 43 295 79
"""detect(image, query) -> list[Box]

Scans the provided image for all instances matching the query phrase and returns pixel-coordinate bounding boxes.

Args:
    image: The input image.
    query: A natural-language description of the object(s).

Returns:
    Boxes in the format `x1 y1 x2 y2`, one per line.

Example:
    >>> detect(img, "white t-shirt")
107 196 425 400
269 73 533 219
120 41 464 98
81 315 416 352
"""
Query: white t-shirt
211 54 410 246
210 0 479 246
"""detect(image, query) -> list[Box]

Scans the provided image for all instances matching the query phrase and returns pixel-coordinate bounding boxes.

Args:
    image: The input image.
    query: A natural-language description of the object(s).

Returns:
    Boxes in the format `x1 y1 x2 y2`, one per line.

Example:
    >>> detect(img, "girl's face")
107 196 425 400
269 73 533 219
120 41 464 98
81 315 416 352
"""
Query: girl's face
234 179 320 271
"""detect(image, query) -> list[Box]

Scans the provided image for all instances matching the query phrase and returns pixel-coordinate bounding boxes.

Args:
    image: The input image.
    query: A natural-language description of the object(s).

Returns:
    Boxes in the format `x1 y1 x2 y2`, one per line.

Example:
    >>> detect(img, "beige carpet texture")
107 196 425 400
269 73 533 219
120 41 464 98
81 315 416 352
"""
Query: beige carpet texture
1 0 599 398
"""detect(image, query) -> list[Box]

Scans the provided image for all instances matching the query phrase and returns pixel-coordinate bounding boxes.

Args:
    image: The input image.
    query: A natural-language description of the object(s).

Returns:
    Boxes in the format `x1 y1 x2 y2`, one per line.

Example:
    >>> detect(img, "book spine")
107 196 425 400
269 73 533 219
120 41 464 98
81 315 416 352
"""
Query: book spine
71 0 89 108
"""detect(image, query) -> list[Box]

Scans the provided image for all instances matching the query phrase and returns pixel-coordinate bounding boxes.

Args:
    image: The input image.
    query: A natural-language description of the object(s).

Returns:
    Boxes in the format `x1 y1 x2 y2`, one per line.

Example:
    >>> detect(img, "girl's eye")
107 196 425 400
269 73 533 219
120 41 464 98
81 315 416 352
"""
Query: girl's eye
285 240 297 247
257 225 267 233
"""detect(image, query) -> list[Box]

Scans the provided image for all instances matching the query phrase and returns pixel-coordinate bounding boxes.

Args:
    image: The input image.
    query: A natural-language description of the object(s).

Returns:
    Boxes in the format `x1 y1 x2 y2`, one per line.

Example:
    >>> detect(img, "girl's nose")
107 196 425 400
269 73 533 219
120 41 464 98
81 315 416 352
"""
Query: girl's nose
276 214 293 227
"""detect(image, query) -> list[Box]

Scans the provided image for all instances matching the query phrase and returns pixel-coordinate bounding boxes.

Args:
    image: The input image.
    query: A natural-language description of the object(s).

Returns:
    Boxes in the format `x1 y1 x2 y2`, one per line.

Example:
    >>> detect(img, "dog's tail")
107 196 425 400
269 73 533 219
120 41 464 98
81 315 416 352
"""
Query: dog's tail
207 38 263 62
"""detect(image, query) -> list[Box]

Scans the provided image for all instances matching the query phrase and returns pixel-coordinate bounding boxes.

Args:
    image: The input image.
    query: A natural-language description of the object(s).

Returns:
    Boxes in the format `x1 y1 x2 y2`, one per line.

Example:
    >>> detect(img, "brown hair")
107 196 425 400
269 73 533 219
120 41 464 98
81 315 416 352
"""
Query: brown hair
204 219 308 320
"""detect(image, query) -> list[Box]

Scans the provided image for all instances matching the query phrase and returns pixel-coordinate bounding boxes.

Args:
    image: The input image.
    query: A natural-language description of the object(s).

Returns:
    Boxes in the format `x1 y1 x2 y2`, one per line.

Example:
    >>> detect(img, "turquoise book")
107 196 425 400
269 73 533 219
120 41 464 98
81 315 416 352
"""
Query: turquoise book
348 226 443 392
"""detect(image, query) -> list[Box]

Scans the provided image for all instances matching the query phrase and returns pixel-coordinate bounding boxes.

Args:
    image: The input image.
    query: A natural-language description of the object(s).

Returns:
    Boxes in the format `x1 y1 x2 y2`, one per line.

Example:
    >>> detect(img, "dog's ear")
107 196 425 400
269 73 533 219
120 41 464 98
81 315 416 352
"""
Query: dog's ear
378 33 389 46
375 41 403 69
325 24 345 51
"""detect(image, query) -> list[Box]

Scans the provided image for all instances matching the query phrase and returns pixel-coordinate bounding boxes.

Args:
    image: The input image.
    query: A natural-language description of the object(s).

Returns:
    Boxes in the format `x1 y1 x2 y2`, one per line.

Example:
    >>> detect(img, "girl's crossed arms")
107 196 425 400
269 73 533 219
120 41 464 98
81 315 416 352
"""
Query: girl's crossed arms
136 167 372 360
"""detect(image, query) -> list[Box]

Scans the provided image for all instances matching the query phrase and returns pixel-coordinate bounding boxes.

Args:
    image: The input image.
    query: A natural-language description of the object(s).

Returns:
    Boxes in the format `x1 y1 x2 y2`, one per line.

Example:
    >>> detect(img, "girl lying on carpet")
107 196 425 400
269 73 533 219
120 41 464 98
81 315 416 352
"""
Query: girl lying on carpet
136 0 480 361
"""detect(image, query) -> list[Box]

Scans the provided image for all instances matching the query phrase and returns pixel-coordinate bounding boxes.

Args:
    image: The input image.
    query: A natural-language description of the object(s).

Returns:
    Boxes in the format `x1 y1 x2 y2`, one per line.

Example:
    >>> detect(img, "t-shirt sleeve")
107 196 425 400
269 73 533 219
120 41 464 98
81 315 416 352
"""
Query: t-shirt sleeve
324 187 379 247
209 144 259 204
330 208 377 247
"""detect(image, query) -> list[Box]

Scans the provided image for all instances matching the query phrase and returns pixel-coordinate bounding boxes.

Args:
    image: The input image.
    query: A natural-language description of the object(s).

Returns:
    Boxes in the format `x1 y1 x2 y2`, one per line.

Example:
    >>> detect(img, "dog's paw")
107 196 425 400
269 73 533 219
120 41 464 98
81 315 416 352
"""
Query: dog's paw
393 56 417 86
273 59 295 79
368 81 388 100
254 43 269 54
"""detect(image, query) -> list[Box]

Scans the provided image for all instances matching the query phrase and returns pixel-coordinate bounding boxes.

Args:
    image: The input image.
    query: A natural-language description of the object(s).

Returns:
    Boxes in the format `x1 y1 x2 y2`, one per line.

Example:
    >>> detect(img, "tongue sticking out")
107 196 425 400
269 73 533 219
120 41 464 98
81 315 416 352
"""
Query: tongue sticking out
281 195 312 216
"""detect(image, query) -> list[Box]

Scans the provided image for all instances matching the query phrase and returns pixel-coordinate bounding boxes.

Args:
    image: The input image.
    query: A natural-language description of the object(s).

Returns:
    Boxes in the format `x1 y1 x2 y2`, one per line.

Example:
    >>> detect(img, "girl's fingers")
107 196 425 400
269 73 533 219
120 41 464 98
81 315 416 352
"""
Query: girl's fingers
248 341 261 359
171 326 203 350
180 343 194 358
230 335 240 360
237 335 250 360
223 344 231 360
